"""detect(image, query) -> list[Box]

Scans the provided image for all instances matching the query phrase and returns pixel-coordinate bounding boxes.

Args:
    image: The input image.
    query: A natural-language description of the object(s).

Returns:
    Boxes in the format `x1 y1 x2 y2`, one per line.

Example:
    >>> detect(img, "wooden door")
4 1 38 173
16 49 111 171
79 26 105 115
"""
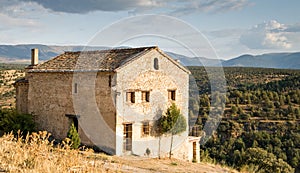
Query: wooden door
123 124 132 152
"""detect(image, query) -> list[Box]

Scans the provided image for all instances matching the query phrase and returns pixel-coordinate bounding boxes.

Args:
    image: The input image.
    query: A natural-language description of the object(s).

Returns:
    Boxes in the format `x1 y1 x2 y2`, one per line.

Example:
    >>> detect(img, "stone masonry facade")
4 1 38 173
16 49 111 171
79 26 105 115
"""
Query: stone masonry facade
15 46 200 162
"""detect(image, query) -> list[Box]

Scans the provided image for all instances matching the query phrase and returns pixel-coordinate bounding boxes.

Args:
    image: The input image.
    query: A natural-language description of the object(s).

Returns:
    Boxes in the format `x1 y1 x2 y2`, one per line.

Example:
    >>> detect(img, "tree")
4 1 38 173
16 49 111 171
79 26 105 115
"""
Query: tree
66 123 81 149
231 105 238 115
244 148 294 173
157 103 187 159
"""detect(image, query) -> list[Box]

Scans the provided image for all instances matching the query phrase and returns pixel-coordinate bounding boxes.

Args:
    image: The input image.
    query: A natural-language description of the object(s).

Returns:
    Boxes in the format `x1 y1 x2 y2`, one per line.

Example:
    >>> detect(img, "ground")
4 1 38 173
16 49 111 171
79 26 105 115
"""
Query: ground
106 156 238 173
0 132 238 173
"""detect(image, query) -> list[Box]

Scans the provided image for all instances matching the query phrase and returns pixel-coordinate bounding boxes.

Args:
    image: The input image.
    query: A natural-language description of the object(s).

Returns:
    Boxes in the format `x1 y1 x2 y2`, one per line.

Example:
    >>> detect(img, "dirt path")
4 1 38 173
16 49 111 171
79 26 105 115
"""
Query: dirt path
102 155 238 173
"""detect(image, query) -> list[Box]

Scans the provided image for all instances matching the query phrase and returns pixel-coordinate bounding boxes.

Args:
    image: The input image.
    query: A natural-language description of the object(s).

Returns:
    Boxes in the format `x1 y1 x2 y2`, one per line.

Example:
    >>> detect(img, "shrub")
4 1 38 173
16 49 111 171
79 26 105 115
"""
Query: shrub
67 123 81 149
0 109 35 135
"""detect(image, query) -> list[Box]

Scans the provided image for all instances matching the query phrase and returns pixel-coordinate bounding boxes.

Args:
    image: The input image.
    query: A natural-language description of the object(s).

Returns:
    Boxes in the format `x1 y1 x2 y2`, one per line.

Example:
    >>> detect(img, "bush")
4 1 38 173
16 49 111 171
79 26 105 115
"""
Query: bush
67 123 81 149
0 109 35 135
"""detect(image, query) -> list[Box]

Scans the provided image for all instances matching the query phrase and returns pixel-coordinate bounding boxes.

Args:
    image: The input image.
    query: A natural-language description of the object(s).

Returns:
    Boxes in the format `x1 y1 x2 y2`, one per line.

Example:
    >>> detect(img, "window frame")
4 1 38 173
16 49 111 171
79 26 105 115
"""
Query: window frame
141 121 150 137
126 91 135 103
141 91 150 102
168 89 176 101
108 75 112 87
74 83 78 94
154 58 159 70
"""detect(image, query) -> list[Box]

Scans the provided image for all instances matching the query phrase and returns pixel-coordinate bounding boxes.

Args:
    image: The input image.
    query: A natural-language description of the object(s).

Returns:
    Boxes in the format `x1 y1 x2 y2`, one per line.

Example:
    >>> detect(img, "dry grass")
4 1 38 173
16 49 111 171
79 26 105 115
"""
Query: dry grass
0 131 239 173
0 131 111 173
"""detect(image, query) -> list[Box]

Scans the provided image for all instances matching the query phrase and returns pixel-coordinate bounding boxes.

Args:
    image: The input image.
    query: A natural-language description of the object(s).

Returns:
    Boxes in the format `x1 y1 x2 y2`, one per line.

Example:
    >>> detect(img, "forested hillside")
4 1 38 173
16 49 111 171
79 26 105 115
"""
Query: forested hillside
188 67 300 173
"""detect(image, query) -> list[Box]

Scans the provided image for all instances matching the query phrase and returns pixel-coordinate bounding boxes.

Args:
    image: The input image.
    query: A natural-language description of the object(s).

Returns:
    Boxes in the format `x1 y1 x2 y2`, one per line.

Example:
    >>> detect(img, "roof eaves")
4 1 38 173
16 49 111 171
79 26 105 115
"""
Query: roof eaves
28 69 113 73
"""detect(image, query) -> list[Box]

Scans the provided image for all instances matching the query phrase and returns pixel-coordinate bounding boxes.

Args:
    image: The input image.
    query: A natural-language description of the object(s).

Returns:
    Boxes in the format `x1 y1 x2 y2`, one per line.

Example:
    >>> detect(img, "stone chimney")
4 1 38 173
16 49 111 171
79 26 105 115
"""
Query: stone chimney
31 48 38 66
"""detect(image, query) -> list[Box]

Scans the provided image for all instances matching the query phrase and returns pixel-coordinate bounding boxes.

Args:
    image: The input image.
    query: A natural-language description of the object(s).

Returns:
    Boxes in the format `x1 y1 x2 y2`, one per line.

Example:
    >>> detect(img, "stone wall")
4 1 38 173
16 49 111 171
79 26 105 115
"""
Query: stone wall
115 49 190 157
27 72 74 140
72 72 116 154
26 71 116 153
15 81 29 114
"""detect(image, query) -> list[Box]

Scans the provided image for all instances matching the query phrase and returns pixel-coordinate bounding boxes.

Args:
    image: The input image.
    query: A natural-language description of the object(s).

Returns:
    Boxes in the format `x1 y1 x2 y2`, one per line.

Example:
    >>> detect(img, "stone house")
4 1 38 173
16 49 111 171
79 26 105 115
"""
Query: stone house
15 46 200 162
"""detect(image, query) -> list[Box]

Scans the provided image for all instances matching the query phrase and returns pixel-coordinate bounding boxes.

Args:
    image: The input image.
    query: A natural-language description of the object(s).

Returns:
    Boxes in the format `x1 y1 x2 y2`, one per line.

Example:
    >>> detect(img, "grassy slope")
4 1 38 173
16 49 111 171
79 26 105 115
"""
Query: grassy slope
0 132 237 173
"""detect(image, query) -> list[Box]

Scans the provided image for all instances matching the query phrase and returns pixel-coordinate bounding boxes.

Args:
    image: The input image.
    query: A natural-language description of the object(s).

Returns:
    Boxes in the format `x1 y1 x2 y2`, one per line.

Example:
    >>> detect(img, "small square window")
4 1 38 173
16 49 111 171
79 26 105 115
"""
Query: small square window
154 58 159 70
168 90 176 101
74 83 78 94
126 92 135 103
142 91 150 102
142 121 150 136
108 75 112 87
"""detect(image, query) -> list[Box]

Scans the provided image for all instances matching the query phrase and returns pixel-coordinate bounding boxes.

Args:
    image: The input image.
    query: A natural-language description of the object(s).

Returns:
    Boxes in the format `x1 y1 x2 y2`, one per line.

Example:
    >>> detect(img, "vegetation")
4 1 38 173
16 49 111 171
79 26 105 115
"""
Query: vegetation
0 109 35 135
0 131 107 172
66 123 81 149
0 68 25 109
157 103 187 159
188 67 300 172
0 131 237 173
0 63 27 70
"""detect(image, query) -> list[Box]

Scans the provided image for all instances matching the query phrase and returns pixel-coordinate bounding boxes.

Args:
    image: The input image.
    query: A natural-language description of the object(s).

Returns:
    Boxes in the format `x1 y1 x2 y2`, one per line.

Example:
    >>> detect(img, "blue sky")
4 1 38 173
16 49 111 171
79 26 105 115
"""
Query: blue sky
1 0 300 59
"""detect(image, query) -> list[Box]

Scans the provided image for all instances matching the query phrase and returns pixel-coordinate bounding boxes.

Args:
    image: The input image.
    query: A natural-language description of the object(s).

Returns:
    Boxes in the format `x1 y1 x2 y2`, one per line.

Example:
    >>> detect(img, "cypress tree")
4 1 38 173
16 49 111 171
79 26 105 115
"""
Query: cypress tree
67 123 81 149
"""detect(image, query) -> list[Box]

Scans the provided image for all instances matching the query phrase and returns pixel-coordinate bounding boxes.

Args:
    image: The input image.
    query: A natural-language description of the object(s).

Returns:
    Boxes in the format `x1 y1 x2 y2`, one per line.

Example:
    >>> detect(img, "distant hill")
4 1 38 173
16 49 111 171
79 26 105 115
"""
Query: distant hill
165 52 223 67
223 53 300 69
0 44 107 63
0 44 299 69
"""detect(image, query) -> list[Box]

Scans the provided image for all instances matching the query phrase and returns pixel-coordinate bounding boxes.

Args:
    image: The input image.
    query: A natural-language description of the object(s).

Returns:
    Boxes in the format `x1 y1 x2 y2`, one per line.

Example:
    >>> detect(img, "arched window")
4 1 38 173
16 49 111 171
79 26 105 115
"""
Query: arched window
154 58 159 70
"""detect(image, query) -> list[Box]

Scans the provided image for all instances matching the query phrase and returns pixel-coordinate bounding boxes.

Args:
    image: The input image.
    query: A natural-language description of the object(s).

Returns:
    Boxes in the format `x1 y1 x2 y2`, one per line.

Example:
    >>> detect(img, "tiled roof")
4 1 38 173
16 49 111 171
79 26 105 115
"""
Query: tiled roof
29 46 157 72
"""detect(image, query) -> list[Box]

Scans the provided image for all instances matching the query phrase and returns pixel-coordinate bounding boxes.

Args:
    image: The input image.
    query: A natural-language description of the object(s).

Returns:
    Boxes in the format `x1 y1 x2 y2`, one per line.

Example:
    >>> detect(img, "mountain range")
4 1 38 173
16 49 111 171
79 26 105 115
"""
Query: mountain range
0 44 299 69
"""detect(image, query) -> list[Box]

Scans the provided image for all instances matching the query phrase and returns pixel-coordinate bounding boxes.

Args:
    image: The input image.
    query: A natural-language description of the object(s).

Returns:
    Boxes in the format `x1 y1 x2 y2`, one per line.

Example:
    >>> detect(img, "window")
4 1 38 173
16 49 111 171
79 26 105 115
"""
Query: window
126 92 135 103
74 83 78 94
168 90 176 101
108 75 112 87
142 91 150 102
142 121 150 136
123 123 132 151
154 58 159 70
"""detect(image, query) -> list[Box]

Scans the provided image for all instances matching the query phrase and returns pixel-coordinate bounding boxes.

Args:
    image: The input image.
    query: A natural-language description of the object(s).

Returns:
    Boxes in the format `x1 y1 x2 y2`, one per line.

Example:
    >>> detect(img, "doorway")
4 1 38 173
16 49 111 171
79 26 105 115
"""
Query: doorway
193 142 197 161
123 123 132 152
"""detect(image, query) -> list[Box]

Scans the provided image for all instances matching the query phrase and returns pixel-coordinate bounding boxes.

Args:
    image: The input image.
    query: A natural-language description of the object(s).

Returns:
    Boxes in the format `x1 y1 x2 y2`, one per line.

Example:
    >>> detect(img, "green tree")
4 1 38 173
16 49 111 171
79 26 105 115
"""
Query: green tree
244 148 294 173
157 103 187 159
287 95 291 104
231 105 238 115
67 123 81 149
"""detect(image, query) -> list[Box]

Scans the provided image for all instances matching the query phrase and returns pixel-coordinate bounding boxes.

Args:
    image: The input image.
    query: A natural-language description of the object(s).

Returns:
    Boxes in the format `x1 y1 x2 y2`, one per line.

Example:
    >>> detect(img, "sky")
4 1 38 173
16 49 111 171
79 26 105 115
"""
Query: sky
1 0 300 59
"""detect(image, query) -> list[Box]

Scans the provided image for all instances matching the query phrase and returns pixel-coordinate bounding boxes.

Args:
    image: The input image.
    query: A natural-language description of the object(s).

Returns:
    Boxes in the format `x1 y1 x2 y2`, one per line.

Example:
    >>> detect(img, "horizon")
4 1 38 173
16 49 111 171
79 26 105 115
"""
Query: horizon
1 1 300 59
1 43 300 61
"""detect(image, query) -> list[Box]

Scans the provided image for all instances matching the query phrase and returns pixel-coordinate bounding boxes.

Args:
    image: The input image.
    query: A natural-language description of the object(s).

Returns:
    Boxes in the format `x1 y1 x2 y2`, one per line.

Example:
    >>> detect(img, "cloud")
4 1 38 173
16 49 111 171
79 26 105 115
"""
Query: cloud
17 0 162 13
0 13 38 29
240 20 292 49
13 0 250 14
0 0 45 17
169 0 250 15
284 23 300 32
207 29 244 38
0 0 43 31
